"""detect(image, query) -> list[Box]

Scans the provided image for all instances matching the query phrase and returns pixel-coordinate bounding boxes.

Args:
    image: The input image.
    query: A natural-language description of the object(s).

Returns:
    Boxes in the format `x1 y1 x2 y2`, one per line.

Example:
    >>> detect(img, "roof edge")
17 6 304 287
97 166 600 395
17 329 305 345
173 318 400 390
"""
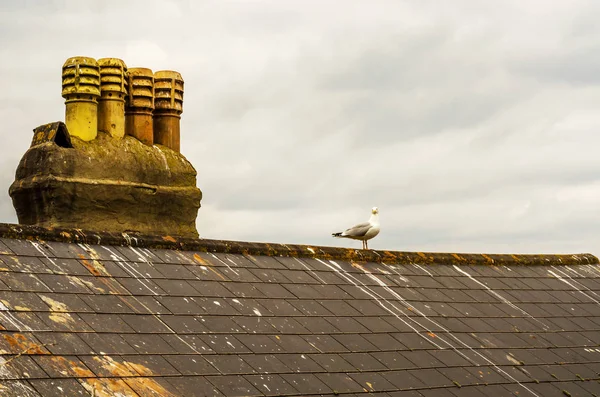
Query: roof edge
0 222 597 266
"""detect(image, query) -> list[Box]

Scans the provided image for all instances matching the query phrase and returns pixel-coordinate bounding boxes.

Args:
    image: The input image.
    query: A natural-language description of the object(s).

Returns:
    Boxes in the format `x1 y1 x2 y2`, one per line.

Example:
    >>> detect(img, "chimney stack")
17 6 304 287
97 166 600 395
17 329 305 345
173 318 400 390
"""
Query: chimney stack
125 67 154 146
10 56 202 238
153 70 184 152
61 56 100 141
97 58 127 138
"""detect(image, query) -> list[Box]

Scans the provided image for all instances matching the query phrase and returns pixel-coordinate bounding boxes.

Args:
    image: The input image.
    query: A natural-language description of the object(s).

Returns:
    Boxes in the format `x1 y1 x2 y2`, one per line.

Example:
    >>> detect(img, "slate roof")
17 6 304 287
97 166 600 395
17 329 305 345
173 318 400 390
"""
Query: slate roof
0 224 599 397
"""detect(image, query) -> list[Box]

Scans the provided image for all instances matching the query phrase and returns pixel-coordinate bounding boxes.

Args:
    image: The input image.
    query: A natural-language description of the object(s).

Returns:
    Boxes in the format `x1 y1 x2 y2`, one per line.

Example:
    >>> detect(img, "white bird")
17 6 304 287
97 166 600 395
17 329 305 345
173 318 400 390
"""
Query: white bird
332 207 380 250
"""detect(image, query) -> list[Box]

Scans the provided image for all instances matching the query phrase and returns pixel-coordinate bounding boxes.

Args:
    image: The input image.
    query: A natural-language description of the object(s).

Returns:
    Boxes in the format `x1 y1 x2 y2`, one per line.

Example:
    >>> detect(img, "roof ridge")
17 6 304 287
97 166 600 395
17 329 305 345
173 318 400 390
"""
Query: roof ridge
0 222 596 266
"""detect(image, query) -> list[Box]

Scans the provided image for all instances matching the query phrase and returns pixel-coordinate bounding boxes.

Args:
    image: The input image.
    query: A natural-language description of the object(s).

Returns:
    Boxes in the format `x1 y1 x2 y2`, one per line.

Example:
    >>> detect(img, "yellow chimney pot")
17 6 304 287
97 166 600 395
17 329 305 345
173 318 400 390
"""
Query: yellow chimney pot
125 67 154 146
153 70 184 152
98 58 127 139
61 56 100 141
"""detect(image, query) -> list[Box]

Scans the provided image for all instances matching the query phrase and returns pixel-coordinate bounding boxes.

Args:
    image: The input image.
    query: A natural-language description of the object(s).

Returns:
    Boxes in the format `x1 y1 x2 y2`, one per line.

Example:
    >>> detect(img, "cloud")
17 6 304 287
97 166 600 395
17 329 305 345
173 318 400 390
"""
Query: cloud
0 0 599 256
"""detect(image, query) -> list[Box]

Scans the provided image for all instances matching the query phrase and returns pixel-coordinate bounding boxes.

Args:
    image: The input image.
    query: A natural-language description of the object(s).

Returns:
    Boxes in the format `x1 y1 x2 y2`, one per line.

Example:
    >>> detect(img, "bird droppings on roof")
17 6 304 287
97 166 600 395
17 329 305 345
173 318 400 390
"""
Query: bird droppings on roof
0 223 599 396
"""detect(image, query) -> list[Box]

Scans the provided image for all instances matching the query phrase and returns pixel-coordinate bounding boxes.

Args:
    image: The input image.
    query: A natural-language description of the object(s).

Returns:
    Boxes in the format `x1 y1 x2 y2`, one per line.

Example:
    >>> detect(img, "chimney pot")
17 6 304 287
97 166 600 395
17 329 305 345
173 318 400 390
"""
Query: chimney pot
98 58 127 138
125 67 154 146
61 56 100 141
153 70 184 152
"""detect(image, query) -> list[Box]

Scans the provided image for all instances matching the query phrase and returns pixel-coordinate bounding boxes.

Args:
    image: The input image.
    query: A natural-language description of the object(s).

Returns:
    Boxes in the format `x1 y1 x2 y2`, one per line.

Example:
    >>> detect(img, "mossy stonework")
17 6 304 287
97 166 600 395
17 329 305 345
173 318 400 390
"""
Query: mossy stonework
9 122 202 237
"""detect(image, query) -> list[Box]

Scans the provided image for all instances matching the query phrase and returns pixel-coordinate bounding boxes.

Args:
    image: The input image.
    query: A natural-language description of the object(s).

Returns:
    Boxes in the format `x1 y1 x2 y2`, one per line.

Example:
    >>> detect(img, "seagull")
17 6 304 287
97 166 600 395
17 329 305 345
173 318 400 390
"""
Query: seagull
332 207 380 250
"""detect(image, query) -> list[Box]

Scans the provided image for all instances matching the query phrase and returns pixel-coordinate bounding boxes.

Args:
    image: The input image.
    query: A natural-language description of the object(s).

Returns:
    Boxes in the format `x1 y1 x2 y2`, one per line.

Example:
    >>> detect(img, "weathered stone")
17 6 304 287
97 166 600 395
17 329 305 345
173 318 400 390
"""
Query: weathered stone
9 122 201 238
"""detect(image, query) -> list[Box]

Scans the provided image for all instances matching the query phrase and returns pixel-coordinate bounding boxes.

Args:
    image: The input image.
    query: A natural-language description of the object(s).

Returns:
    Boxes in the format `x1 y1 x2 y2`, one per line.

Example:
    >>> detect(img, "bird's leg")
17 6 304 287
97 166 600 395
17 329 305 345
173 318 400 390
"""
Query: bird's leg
365 241 369 250
362 241 366 250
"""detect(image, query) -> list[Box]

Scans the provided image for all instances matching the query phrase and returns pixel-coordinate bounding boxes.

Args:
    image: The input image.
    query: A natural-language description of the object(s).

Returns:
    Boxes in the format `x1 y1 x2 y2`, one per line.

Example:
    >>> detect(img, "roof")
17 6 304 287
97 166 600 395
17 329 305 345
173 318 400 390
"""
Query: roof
0 224 599 397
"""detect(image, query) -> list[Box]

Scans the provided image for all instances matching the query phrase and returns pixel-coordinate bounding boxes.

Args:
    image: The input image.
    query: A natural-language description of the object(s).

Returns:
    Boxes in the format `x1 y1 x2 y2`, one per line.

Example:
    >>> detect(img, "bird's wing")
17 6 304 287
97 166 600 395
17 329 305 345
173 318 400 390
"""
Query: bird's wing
342 222 372 237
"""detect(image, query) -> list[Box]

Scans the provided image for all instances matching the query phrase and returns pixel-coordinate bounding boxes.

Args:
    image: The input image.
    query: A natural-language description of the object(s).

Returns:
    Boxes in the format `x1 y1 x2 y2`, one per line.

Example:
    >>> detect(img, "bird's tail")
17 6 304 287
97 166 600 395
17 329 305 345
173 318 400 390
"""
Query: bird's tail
332 232 342 237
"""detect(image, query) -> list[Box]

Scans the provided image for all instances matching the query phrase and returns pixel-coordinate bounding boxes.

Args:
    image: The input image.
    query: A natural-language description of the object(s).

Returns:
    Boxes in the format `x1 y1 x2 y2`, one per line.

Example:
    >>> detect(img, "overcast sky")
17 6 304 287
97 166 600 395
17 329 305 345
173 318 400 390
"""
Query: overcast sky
0 0 599 255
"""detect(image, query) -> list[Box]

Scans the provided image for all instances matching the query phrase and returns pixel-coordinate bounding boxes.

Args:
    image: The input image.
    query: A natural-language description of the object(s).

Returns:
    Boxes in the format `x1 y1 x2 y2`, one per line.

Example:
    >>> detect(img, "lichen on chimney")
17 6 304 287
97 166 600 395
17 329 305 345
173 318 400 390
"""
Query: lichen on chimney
8 56 202 238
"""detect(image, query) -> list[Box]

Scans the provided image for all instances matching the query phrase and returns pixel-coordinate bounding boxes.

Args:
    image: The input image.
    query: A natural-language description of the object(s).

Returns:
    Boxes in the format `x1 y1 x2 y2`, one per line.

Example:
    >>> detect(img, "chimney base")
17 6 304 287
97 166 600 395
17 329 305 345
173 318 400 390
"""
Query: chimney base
9 123 201 238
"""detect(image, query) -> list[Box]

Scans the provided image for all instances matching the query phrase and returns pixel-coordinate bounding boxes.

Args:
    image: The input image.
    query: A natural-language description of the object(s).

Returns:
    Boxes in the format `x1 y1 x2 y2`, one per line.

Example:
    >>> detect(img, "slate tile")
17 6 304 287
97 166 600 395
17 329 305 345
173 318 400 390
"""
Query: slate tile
243 255 287 269
463 366 508 384
153 279 199 296
223 283 266 298
205 355 255 375
239 354 291 374
78 355 132 377
201 315 243 333
308 353 356 372
32 355 94 378
283 283 326 299
188 280 236 297
118 295 171 314
121 333 175 354
34 274 89 294
277 269 321 284
266 317 310 334
156 296 204 315
244 374 299 396
152 262 199 279
255 299 300 316
208 375 263 397
122 354 181 376
116 277 166 296
34 332 93 355
79 295 137 314
188 263 231 282
125 376 183 397
356 316 399 333
276 353 325 372
199 334 251 353
79 313 136 333
0 311 48 332
164 376 224 397
0 239 50 257
316 373 365 393
94 260 131 277
340 352 388 371
0 380 41 396
333 334 378 352
310 284 354 299
280 373 331 394
372 351 418 370
160 334 213 354
233 316 277 334
78 333 137 355
227 298 271 316
288 299 334 316
301 317 340 333
29 378 89 396
195 297 241 316
149 248 194 265
115 246 162 263
164 354 218 375
401 350 444 368
217 253 258 268
119 313 172 333
274 334 320 353
160 315 208 334
37 312 92 332
320 300 364 316
0 255 51 274
4 273 51 292
303 335 351 353
235 334 284 354
0 355 48 379
576 380 600 395
349 372 396 392
392 332 441 350
362 333 407 351
326 317 370 333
